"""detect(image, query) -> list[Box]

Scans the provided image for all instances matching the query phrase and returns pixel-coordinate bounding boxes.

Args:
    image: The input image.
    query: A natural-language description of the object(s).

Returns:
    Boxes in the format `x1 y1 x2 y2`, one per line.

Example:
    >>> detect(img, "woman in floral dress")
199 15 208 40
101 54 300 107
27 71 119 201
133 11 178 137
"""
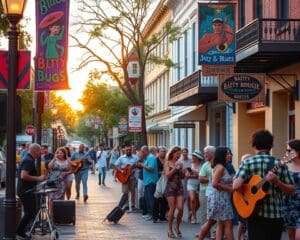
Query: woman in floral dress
48 147 73 214
198 147 233 240
282 139 300 240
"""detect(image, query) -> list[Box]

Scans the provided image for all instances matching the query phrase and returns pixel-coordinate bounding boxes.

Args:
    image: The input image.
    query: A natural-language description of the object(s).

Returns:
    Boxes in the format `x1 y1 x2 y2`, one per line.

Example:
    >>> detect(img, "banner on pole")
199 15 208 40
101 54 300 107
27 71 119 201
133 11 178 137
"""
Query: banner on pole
128 106 142 132
198 3 236 65
35 0 70 90
0 51 31 89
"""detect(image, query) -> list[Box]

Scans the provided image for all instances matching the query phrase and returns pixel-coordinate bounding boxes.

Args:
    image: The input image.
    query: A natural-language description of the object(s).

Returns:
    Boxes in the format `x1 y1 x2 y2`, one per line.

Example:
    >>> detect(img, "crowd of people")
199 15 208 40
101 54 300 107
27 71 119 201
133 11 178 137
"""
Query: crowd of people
15 129 300 240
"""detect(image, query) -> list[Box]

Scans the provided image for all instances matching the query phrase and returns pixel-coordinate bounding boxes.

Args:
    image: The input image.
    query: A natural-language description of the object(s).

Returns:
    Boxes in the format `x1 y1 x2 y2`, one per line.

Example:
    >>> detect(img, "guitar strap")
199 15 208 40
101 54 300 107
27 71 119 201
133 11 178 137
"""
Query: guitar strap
262 154 275 192
97 151 103 162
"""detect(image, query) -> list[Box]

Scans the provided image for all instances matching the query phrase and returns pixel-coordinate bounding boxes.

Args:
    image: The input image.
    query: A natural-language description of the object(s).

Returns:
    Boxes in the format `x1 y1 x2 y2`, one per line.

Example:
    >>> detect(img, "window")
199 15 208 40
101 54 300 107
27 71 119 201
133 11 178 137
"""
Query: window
177 38 181 81
132 63 138 75
239 0 245 28
192 22 196 72
184 30 188 76
255 0 263 18
277 0 289 18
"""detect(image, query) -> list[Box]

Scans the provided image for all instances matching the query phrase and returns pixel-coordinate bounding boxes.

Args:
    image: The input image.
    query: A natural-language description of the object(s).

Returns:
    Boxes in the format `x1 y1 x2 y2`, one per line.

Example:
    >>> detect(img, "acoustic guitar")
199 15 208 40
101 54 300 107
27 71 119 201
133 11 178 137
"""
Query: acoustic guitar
71 159 83 174
115 164 135 184
233 152 295 218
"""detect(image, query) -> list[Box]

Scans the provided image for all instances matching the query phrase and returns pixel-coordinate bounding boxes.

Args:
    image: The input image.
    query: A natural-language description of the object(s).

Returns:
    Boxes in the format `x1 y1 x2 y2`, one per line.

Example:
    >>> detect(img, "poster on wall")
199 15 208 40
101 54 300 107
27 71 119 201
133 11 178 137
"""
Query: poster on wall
218 74 265 102
35 0 70 90
198 3 236 65
128 106 142 132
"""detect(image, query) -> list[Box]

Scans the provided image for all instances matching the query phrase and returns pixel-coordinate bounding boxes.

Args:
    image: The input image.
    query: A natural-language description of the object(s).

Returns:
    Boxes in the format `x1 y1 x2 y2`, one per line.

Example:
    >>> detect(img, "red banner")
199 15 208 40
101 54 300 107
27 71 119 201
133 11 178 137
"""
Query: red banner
35 0 70 90
0 51 31 89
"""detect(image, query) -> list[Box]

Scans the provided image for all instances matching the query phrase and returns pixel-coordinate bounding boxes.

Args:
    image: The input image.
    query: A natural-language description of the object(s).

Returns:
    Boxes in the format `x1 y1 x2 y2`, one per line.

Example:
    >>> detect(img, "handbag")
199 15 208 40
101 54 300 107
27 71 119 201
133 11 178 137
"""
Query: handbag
154 174 168 198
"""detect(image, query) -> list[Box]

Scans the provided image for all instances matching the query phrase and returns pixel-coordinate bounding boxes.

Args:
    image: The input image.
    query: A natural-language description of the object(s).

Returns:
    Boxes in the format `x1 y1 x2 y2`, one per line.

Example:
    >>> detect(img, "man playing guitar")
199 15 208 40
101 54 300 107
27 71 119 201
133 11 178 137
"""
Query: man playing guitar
233 129 295 240
113 145 139 211
70 144 92 202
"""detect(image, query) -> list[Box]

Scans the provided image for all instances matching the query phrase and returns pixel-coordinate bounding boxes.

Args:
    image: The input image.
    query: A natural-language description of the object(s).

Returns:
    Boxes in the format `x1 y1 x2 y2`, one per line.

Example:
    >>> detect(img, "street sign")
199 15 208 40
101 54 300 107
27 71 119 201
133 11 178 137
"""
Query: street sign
25 125 35 136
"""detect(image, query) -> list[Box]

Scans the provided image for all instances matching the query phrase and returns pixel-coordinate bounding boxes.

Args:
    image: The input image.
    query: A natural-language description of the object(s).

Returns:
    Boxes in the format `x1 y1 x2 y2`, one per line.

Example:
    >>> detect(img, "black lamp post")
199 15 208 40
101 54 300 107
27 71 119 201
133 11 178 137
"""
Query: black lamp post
1 0 27 239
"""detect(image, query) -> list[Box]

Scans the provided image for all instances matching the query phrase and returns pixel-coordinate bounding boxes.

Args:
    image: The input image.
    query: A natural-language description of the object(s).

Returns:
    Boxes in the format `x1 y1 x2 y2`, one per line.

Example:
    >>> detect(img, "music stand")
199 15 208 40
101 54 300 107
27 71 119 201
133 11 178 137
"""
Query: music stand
27 172 60 239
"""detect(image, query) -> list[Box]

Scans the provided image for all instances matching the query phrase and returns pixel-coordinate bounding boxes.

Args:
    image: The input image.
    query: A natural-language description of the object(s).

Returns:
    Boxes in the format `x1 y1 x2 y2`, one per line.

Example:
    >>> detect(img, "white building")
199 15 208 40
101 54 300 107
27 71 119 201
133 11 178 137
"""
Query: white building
166 0 233 152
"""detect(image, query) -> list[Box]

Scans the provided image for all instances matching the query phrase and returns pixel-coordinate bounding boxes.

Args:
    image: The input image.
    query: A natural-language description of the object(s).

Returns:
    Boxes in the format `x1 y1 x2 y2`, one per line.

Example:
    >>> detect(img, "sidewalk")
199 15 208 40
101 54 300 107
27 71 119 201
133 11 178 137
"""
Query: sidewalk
0 171 288 239
37 171 200 240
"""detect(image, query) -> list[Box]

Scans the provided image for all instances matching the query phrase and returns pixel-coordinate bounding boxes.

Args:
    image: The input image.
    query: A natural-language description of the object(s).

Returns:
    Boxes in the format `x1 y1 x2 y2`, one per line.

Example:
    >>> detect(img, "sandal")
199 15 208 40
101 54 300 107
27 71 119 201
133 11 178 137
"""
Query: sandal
168 231 176 238
175 228 182 238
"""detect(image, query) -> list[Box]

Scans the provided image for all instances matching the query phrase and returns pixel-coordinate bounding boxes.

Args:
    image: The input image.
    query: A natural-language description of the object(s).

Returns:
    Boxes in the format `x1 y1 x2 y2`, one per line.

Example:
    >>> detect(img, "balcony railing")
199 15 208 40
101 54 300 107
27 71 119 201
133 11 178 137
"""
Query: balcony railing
236 18 300 51
170 71 199 98
170 71 218 99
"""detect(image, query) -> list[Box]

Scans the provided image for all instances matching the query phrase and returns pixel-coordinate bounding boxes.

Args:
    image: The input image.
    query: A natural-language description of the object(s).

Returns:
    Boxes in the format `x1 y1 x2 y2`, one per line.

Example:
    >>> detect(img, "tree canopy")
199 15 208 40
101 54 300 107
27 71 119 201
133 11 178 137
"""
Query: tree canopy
71 0 180 145
78 73 131 144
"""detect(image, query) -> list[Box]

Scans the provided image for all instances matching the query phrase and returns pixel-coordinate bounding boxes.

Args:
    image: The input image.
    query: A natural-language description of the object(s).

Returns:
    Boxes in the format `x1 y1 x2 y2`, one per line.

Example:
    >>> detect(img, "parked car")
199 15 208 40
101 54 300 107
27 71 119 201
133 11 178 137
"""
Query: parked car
0 148 6 188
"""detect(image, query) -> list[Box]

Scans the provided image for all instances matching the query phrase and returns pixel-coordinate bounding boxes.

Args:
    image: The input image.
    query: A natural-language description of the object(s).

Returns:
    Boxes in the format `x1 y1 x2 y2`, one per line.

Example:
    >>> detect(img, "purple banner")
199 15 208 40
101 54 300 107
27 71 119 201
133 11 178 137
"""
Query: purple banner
35 0 70 90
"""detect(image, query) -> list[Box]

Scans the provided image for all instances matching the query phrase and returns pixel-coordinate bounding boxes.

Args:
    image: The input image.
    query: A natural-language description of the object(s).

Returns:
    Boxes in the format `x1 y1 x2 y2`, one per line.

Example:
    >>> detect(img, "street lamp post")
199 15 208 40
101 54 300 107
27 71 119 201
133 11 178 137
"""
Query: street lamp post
1 0 27 239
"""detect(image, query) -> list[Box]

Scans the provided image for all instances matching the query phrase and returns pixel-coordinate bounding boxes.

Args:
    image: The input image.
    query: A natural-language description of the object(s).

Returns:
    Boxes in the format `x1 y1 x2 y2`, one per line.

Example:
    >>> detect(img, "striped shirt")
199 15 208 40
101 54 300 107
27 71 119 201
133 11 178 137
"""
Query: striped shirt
235 152 294 218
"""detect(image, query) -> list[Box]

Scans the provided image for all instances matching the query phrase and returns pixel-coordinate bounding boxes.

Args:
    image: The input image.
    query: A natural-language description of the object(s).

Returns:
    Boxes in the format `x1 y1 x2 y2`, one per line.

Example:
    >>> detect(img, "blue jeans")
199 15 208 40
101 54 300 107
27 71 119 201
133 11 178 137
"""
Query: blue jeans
75 168 89 196
98 167 107 185
144 182 156 216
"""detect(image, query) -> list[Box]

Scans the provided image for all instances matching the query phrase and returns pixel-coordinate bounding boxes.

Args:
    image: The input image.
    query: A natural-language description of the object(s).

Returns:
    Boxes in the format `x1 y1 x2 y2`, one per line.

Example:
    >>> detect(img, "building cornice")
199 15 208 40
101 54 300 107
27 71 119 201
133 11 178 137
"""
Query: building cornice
142 0 170 38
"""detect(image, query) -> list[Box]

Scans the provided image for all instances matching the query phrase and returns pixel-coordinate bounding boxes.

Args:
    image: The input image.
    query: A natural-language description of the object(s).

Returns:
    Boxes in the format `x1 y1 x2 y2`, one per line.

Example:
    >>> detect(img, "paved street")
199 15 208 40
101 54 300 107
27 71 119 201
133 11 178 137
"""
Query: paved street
0 172 289 239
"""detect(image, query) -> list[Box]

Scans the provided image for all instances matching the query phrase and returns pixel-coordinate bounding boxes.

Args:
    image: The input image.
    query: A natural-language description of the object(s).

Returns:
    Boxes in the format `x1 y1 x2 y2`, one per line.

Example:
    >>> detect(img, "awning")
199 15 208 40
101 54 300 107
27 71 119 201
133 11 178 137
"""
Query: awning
165 105 206 124
146 122 170 132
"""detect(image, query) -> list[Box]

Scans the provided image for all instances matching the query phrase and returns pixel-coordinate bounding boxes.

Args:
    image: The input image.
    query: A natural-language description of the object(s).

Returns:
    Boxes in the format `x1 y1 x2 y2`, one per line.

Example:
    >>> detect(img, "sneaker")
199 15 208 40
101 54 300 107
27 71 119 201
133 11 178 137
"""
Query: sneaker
103 183 106 186
191 217 197 224
75 194 80 200
142 214 149 218
159 218 168 223
144 216 153 221
84 195 88 203
152 219 158 223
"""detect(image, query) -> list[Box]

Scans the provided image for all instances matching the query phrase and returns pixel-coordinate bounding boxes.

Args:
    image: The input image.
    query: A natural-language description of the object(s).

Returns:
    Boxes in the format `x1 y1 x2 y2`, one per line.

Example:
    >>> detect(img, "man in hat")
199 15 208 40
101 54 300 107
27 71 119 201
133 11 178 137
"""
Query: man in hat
199 18 233 53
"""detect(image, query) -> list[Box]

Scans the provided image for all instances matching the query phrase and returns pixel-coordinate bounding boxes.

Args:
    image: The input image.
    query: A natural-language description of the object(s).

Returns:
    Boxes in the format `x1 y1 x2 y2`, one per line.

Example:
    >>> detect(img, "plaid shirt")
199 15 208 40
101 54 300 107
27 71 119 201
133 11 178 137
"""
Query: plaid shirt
235 152 294 218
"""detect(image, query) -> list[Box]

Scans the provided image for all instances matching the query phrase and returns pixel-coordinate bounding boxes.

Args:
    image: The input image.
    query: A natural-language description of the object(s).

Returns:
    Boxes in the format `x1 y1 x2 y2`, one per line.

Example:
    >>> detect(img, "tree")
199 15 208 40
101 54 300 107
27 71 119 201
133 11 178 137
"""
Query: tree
78 74 131 144
71 0 180 145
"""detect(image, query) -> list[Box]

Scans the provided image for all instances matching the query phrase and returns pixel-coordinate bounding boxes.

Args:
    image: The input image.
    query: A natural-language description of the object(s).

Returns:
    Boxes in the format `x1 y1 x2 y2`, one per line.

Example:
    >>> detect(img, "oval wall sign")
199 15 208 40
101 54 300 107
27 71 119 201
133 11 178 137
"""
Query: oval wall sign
221 75 262 101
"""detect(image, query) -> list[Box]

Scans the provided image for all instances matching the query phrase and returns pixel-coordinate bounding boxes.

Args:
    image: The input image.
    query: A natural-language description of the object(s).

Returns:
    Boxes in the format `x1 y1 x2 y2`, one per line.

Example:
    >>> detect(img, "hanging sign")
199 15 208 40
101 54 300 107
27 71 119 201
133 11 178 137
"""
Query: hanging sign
198 3 236 65
35 0 70 90
118 116 128 133
128 106 142 132
218 74 265 102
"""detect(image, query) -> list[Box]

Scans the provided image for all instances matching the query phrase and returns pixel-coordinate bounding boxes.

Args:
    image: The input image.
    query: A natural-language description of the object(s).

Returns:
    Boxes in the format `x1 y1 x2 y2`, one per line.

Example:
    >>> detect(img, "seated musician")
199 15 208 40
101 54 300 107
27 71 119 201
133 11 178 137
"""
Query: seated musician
113 144 139 211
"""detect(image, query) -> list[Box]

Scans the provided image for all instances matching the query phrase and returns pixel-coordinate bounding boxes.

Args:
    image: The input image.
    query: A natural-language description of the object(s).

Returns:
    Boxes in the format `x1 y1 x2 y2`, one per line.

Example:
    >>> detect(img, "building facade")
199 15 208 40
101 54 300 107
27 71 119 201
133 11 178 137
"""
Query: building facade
233 0 300 166
144 1 173 148
166 0 233 153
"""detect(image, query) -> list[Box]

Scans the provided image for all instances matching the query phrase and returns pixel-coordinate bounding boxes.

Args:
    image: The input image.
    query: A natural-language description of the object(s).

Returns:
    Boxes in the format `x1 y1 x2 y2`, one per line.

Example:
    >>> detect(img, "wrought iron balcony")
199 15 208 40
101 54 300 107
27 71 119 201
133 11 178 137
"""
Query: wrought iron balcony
169 70 218 106
235 18 300 73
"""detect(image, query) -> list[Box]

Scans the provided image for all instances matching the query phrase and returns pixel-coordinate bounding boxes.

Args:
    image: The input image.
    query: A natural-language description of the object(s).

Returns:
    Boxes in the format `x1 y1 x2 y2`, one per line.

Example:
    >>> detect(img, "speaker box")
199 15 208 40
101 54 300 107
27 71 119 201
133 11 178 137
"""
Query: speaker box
52 200 76 225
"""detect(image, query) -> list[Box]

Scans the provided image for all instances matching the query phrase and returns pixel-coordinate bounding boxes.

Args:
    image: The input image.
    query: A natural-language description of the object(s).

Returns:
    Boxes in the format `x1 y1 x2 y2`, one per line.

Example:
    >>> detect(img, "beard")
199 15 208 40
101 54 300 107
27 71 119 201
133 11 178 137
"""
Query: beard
126 153 132 157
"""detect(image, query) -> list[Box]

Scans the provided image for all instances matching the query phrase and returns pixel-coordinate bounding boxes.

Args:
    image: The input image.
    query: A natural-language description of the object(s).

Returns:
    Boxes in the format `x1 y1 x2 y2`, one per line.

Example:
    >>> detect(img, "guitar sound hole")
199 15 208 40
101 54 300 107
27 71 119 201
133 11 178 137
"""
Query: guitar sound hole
251 186 258 194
